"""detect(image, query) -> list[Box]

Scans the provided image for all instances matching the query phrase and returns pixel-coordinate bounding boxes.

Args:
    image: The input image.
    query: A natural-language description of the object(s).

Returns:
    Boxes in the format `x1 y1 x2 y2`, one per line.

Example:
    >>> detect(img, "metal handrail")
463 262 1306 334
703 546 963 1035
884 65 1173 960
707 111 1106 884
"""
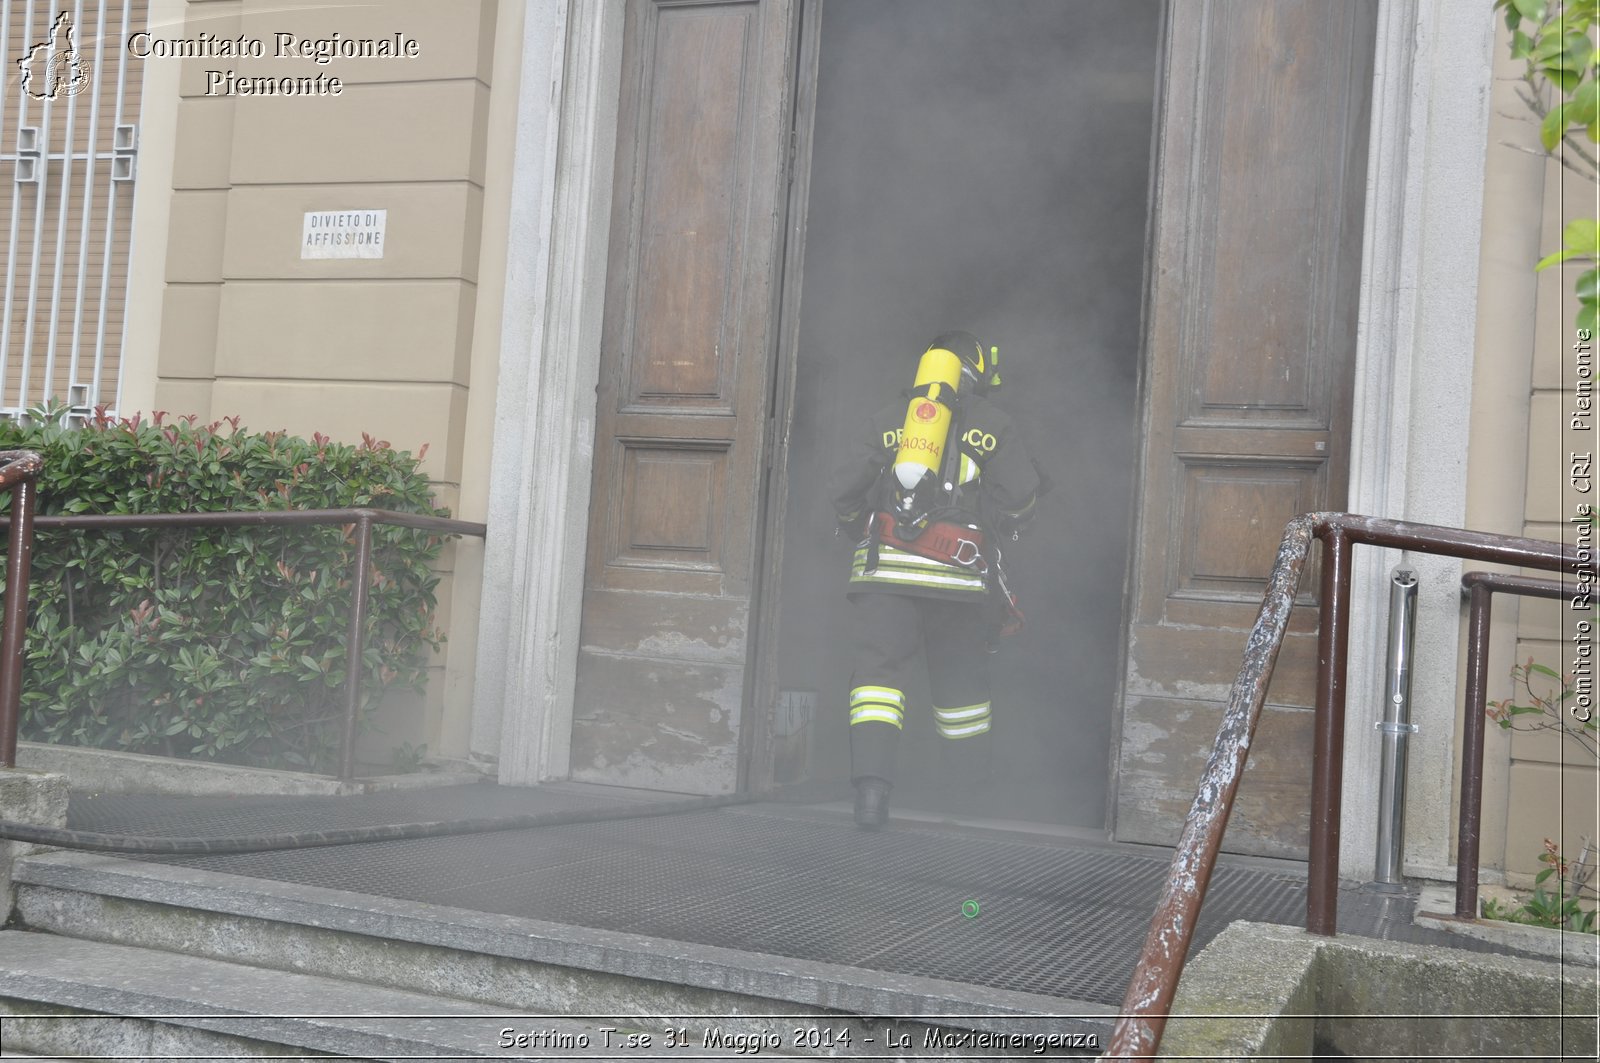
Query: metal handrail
0 506 487 782
1106 513 1591 1060
1456 571 1580 920
0 450 43 770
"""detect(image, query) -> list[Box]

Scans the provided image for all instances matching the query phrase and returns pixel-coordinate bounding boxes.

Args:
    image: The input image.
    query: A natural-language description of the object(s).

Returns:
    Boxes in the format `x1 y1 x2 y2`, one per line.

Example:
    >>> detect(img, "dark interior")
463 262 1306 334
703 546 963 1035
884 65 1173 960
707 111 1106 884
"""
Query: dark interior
771 0 1162 827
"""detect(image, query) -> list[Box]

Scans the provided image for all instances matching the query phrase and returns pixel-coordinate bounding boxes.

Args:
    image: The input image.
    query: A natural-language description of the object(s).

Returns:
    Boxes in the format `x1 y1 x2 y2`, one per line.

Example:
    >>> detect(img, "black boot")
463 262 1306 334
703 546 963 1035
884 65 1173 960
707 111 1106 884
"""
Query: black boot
854 777 891 830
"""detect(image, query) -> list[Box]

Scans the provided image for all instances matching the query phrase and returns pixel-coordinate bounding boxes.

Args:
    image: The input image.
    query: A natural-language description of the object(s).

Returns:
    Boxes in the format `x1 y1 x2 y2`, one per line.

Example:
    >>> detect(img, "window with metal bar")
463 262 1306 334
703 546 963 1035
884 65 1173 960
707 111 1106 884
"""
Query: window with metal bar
2 0 147 424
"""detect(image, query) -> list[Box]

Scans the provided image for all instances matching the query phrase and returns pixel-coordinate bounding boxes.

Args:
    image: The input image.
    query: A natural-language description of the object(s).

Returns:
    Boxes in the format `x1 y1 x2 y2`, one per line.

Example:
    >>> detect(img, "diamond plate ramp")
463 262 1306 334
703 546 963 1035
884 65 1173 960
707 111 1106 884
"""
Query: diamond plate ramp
67 787 1309 1004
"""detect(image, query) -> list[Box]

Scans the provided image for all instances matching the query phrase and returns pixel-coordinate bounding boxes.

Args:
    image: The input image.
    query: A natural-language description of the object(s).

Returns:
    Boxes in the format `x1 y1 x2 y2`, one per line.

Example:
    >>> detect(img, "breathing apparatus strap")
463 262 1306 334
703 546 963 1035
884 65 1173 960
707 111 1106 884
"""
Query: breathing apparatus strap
940 394 964 506
865 508 883 573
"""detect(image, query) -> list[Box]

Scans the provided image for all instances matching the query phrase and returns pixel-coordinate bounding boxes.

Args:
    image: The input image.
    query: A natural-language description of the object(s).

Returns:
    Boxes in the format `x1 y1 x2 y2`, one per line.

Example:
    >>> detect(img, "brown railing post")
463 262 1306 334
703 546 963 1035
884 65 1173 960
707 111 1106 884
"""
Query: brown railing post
0 461 40 769
1457 577 1493 919
1308 524 1352 936
1110 514 1591 1061
339 512 374 784
1106 515 1317 1060
1454 572 1575 919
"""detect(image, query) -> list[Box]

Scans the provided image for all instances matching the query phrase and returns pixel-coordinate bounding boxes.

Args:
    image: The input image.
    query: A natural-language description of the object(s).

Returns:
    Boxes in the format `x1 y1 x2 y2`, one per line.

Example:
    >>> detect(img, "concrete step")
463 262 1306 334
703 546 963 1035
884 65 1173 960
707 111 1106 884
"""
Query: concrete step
11 850 1112 1055
0 930 670 1060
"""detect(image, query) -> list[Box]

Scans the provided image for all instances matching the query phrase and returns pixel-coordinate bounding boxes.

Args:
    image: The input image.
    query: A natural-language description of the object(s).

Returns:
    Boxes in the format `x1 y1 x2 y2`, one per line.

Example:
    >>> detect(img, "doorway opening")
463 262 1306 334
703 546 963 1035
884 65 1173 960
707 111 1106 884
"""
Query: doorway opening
768 0 1163 828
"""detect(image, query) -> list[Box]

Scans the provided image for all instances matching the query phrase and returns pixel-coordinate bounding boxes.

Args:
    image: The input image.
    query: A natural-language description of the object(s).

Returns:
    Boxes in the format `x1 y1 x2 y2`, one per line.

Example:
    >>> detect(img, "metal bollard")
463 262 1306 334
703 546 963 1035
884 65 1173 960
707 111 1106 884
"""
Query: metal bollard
1372 567 1418 888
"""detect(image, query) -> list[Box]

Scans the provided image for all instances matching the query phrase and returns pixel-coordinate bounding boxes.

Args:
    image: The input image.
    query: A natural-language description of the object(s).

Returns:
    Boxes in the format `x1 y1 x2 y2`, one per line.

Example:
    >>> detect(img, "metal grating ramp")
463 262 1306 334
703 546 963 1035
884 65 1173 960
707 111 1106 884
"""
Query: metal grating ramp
62 785 1525 1005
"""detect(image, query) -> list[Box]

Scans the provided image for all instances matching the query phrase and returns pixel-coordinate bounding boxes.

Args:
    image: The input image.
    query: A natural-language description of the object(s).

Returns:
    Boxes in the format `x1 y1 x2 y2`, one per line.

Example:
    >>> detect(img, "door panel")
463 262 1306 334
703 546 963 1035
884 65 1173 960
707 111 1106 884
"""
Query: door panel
1117 695 1318 848
1115 0 1376 856
572 0 797 794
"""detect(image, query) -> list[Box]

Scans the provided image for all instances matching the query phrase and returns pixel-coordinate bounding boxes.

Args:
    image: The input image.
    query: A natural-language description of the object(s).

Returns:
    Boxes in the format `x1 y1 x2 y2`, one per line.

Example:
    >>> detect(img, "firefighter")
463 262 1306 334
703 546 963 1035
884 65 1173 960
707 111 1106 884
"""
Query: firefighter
829 331 1042 830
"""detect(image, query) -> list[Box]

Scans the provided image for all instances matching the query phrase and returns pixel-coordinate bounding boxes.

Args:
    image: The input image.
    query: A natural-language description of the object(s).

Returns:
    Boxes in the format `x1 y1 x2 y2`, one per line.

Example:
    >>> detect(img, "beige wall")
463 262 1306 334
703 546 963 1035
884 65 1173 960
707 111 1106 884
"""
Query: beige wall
1467 19 1599 890
1464 19 1542 883
138 0 519 766
1474 20 1600 885
1511 146 1600 885
153 0 494 481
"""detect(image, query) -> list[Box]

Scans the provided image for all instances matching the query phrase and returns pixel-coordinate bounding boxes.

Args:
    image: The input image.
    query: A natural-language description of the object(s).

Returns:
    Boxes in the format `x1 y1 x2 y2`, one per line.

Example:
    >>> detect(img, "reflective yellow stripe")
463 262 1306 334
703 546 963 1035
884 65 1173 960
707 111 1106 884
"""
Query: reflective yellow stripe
939 717 991 738
851 685 905 728
936 702 992 738
855 546 969 570
1004 494 1036 522
850 573 987 594
851 573 986 594
851 546 986 592
936 703 990 722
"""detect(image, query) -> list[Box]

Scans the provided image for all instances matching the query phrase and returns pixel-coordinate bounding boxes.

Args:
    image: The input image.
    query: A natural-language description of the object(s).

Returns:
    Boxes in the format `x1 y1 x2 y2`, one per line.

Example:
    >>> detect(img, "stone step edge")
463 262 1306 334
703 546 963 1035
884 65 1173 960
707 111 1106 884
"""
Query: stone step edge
0 930 660 1060
15 850 1116 1039
20 882 1006 1057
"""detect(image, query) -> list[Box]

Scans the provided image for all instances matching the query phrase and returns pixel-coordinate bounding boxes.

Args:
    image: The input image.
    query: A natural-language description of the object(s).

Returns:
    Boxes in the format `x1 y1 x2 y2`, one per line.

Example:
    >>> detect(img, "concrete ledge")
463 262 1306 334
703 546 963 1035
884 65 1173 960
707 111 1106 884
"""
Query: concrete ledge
0 770 67 921
1319 929 1597 1059
13 851 1113 1046
14 742 486 797
0 930 607 1059
1160 922 1599 1061
1416 883 1600 967
3 1001 308 1062
1158 922 1322 1060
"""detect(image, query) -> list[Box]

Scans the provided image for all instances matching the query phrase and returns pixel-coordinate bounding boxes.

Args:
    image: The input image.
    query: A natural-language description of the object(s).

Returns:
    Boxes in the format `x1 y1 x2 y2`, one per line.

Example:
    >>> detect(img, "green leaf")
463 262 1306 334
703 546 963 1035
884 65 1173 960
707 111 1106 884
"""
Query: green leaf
1578 267 1600 302
1567 34 1597 73
1534 29 1570 63
1513 0 1548 24
1571 81 1600 125
1542 103 1570 150
1565 218 1600 256
1512 28 1534 58
1540 33 1597 75
1528 662 1563 679
1536 247 1584 271
1578 300 1599 337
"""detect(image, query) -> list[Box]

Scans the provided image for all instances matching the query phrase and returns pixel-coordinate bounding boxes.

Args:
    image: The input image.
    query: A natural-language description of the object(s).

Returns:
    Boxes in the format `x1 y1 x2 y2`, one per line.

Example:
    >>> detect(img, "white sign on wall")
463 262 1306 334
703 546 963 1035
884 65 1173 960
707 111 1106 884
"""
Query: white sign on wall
301 209 386 259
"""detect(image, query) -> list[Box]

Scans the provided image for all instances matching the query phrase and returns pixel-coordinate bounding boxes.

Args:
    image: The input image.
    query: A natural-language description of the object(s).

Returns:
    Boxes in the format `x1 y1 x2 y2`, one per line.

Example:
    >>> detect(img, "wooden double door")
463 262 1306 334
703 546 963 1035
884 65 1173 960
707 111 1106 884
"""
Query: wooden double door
564 0 1375 854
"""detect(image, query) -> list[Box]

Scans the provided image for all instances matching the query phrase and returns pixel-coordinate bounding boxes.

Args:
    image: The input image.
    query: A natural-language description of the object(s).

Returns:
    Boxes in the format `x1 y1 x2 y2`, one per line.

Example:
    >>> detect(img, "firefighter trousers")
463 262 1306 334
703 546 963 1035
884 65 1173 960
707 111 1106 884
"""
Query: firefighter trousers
846 591 992 787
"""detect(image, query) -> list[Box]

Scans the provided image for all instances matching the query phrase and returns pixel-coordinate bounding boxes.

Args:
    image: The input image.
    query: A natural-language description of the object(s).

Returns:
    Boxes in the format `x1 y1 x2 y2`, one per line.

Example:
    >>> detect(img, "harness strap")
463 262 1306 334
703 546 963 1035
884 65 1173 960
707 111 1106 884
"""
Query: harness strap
869 511 985 568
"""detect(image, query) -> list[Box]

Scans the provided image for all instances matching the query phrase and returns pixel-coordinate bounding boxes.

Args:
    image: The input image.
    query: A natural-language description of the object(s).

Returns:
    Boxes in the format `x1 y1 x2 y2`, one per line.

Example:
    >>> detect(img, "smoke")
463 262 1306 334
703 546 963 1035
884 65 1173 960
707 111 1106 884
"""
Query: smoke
775 0 1162 827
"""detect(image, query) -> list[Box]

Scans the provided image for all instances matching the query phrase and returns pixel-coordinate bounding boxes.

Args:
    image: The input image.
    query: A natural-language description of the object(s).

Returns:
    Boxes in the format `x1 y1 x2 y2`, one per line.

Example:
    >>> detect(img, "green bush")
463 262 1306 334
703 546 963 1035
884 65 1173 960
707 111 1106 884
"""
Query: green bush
0 408 448 772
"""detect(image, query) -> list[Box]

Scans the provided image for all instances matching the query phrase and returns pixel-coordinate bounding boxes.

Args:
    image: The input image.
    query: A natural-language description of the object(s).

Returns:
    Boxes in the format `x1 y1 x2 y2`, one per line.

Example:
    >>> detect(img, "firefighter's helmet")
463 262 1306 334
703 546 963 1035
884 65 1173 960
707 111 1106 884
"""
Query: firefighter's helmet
926 331 1001 392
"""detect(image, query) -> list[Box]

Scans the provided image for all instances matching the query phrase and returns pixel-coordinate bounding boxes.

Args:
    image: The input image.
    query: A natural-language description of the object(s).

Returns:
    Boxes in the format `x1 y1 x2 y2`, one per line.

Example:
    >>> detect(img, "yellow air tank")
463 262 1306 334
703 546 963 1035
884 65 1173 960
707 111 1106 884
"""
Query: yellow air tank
893 345 963 490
